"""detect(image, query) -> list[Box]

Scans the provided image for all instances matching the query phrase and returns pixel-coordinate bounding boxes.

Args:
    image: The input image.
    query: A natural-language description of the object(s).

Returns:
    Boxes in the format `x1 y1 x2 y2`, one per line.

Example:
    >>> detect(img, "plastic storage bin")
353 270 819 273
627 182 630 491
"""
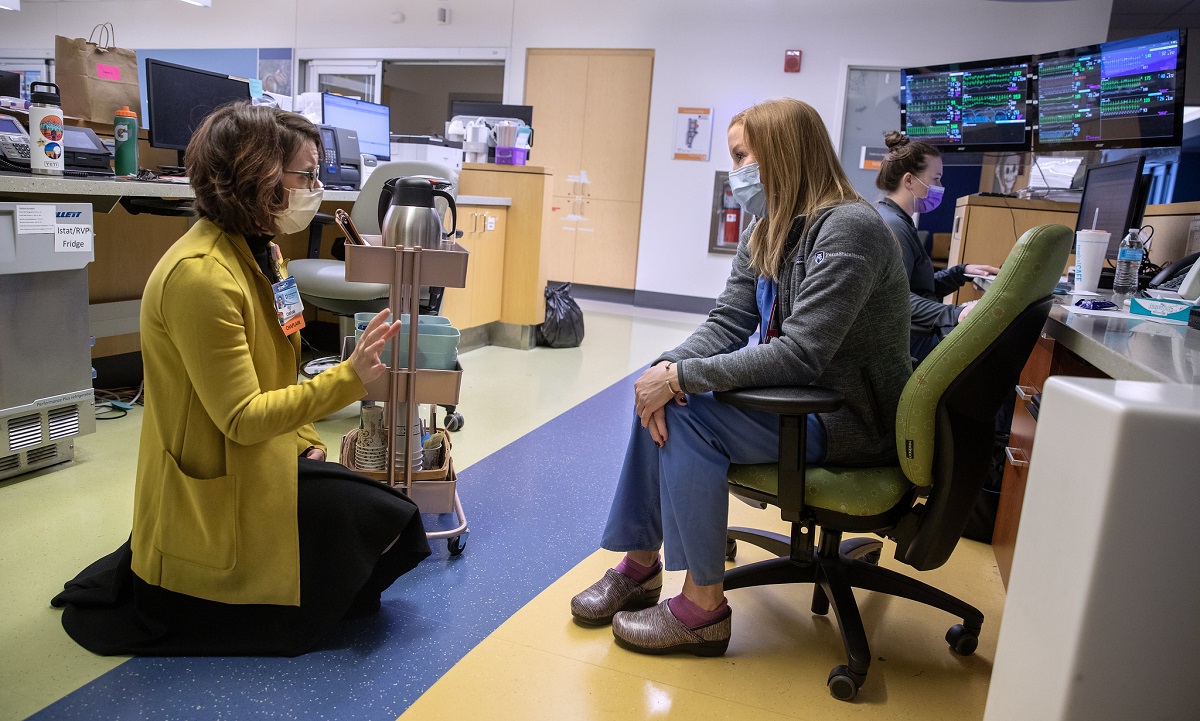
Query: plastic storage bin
494 146 527 165
355 322 460 370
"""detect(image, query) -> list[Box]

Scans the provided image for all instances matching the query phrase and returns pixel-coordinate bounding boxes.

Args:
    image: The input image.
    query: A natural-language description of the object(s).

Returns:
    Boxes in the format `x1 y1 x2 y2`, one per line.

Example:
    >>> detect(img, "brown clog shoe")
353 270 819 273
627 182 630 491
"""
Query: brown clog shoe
570 568 663 626
611 600 731 657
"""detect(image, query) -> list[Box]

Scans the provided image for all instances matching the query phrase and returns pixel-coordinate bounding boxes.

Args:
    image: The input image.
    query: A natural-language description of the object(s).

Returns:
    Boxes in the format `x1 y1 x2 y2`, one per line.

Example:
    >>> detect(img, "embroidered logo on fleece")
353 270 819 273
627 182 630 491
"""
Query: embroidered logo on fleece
811 250 867 266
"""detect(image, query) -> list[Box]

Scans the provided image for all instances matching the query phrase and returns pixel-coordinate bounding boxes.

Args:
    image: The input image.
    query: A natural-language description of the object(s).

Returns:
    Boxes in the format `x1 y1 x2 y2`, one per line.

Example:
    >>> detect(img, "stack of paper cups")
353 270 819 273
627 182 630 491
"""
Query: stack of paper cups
355 404 388 471
393 403 424 471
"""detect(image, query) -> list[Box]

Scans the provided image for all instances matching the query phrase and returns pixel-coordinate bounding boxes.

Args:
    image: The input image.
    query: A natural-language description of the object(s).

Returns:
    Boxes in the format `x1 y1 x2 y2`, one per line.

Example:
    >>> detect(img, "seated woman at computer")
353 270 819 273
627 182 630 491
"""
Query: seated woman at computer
874 132 999 362
569 98 911 656
51 102 430 656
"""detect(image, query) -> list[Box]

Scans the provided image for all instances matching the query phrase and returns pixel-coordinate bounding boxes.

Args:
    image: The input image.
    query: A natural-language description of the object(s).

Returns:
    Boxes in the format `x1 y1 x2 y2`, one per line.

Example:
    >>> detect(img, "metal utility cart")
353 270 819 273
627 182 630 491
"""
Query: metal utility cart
338 239 470 556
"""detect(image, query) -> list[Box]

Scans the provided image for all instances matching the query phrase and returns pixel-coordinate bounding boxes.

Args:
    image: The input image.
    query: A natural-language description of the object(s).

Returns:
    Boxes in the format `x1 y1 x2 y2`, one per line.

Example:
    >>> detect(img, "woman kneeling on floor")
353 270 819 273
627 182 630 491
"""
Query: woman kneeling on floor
52 102 430 656
570 98 912 656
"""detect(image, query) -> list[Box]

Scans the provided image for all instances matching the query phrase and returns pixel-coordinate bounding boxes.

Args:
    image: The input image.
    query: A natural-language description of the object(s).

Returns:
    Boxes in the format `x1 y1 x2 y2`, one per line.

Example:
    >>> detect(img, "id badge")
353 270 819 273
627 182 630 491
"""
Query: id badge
273 276 306 335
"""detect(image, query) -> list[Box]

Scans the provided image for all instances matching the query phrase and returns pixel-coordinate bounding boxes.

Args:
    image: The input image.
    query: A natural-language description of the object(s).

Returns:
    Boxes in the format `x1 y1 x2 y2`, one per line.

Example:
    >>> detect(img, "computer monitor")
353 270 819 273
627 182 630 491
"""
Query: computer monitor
1035 30 1187 151
321 93 390 161
900 55 1033 152
449 101 533 128
1075 156 1148 259
145 58 252 154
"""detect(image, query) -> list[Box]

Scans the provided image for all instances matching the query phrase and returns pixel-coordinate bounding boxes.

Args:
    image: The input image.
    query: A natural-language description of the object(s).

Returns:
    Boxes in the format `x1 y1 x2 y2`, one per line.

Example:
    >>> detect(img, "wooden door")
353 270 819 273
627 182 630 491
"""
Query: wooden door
572 199 642 289
439 206 480 328
542 197 579 283
471 208 506 325
525 52 589 198
579 53 653 203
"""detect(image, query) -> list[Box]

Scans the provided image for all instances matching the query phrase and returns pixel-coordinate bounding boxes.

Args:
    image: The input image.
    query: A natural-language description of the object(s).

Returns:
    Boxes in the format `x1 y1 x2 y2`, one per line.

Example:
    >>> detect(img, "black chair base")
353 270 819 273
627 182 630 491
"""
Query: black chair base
724 523 983 701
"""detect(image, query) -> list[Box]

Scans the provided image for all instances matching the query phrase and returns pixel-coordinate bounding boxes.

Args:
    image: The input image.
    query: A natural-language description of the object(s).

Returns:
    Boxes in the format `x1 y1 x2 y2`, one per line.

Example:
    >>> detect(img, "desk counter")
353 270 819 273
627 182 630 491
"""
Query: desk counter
1042 302 1200 384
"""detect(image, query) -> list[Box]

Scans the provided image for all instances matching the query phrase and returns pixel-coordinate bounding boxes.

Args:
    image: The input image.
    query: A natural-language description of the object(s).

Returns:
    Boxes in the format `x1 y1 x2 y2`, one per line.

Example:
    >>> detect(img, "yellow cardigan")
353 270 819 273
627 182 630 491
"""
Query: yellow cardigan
131 219 367 606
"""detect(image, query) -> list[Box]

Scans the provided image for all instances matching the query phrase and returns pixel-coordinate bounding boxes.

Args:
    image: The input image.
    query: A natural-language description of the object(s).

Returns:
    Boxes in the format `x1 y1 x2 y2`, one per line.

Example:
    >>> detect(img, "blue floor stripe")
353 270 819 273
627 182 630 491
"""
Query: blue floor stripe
32 371 640 721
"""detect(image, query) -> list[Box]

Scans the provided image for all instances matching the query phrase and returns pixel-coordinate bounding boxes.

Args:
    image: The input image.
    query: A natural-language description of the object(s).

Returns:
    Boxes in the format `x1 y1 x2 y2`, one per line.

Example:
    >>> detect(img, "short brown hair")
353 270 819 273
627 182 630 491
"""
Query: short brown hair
875 130 940 192
185 102 320 238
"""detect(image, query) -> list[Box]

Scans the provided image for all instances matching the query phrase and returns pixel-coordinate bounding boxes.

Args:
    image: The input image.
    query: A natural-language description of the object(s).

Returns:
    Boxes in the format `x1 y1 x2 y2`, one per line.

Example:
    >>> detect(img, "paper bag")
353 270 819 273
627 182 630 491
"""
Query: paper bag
54 23 140 125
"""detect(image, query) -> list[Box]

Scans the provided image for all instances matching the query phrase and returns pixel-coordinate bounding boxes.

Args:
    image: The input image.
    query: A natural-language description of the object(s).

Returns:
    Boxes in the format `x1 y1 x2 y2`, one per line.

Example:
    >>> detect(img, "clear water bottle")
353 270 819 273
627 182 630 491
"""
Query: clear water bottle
1112 228 1144 296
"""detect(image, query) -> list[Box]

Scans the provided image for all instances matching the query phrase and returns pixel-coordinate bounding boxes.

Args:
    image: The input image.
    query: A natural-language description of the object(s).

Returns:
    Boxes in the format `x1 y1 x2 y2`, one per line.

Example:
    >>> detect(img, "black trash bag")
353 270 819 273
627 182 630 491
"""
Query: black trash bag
537 283 585 348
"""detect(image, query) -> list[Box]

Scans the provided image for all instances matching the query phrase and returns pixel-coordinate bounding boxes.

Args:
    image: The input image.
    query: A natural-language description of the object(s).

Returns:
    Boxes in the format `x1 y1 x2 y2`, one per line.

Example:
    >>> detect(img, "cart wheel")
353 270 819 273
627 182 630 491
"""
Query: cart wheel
448 533 468 556
445 412 465 432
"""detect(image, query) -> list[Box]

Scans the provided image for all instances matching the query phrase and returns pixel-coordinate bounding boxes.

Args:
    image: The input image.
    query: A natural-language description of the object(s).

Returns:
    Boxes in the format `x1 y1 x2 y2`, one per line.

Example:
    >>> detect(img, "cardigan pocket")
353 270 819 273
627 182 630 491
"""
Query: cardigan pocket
157 450 237 571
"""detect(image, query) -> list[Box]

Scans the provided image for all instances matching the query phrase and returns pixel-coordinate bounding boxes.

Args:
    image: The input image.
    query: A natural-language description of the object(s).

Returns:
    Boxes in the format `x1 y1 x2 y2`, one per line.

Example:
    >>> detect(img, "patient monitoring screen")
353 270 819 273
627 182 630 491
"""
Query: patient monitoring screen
1036 31 1183 149
902 61 1030 149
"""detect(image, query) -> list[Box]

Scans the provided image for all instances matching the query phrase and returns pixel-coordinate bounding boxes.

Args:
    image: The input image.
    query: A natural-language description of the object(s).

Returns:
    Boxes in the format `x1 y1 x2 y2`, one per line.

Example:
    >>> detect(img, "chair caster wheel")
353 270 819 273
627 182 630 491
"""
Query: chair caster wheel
448 531 468 556
827 665 864 701
946 624 979 656
725 537 737 561
445 412 464 432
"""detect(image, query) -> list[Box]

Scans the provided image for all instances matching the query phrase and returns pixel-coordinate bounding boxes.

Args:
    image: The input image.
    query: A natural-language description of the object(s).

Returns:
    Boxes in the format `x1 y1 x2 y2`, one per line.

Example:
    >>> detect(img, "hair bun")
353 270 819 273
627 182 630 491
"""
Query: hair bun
883 130 909 150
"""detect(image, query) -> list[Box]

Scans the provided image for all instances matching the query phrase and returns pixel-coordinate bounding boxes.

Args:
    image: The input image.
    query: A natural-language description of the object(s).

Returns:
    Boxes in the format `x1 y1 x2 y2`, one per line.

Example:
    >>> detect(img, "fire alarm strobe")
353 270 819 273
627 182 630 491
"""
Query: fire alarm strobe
785 50 802 73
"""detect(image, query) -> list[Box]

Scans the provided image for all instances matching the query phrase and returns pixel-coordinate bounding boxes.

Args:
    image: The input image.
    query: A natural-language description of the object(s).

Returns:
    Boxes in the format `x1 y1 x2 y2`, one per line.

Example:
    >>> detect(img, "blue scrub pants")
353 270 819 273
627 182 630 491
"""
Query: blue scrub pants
600 392 827 586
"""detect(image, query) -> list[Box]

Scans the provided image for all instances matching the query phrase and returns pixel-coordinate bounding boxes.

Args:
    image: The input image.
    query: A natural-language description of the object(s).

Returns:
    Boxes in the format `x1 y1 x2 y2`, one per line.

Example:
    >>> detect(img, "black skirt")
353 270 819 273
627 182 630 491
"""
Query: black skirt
51 458 431 657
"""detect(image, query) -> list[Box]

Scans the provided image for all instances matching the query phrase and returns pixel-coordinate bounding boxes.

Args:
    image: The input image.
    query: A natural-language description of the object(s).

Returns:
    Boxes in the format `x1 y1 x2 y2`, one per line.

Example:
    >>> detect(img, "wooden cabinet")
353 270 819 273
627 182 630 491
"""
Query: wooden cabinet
440 205 506 330
525 49 653 290
993 334 1107 587
457 164 554 327
947 196 1077 305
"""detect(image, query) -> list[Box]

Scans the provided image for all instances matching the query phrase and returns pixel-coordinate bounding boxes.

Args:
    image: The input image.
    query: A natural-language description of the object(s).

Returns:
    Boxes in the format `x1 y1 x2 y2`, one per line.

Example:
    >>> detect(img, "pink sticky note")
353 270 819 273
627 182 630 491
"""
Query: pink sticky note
96 63 121 81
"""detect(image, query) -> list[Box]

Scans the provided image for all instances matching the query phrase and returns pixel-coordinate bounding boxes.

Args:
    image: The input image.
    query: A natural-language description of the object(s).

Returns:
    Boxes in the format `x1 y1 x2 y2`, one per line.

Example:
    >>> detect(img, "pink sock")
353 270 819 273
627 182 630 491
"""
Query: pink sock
614 555 660 584
668 594 730 629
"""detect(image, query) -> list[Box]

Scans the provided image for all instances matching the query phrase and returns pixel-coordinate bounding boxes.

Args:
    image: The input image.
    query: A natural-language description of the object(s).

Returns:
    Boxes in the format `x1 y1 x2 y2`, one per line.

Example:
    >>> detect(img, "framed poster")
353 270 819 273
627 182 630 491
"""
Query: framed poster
674 106 713 161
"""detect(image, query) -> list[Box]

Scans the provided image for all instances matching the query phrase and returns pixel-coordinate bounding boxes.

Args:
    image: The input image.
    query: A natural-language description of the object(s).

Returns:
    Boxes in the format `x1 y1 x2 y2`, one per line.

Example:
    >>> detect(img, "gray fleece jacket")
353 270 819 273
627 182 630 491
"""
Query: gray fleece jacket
660 201 912 465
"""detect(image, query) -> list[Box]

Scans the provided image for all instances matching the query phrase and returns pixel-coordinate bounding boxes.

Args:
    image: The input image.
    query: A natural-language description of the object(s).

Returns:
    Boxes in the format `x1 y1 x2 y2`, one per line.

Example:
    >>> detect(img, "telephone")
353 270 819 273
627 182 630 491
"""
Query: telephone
1149 251 1200 300
0 114 31 170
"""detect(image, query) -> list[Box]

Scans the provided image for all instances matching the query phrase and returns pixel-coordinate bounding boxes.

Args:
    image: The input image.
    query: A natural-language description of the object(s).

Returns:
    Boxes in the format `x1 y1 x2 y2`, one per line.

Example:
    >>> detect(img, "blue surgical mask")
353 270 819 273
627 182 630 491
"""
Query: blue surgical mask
911 176 944 214
729 163 768 218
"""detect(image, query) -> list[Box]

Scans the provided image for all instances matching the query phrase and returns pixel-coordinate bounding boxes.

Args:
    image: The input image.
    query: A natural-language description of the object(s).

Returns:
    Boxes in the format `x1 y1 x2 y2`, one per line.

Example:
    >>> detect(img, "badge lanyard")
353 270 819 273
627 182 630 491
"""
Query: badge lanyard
268 243 306 335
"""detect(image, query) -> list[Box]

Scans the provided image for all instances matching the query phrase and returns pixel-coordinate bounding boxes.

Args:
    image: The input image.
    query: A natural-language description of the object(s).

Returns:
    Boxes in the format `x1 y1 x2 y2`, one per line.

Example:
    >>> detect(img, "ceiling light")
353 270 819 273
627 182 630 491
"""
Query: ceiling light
179 0 212 7
0 1 20 11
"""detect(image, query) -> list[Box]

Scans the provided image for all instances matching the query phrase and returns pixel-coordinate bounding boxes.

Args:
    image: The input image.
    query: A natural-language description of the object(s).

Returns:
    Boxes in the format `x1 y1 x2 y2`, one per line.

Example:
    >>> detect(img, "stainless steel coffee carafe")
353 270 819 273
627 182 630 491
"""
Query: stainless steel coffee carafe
380 177 458 249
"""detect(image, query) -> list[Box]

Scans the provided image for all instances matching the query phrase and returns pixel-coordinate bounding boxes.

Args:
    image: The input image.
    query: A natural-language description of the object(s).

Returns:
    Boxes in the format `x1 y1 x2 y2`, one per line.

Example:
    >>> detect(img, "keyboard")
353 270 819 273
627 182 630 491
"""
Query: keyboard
63 168 115 178
1158 274 1186 292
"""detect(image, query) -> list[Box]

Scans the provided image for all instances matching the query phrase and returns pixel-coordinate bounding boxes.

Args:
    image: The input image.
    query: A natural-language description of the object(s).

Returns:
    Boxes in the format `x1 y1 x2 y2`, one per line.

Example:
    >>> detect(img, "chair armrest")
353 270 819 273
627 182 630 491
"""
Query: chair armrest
714 386 844 416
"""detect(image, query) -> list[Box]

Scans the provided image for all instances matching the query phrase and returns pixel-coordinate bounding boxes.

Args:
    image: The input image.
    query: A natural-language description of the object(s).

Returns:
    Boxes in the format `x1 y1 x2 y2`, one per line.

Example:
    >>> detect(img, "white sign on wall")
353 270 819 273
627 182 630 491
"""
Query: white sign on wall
674 107 713 161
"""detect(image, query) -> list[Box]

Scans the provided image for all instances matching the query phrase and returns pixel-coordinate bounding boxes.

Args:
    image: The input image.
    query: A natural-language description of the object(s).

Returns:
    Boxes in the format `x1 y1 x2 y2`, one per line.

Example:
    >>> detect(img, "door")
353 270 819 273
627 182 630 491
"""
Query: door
838 67 902 202
439 206 480 328
525 52 588 198
543 197 580 283
470 208 506 325
304 60 383 103
579 53 653 203
572 199 642 289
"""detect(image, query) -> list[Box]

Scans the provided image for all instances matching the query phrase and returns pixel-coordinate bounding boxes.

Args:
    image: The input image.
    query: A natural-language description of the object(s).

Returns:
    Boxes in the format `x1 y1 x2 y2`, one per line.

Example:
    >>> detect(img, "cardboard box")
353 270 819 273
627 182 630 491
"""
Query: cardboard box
1129 297 1195 323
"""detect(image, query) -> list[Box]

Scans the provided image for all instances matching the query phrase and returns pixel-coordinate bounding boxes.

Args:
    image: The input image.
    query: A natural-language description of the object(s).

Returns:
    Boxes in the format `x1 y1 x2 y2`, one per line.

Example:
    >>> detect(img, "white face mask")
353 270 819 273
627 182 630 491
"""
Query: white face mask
273 187 323 235
728 162 767 218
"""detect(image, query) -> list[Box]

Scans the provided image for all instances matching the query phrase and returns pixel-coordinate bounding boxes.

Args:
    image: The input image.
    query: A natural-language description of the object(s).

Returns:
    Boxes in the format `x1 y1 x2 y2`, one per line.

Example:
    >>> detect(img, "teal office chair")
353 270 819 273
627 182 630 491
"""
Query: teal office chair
715 224 1073 701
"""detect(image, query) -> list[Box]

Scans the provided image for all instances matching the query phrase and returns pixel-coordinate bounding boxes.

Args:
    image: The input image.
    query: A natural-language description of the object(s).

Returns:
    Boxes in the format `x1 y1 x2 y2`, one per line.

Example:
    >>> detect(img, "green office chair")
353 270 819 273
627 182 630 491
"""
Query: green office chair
715 223 1073 701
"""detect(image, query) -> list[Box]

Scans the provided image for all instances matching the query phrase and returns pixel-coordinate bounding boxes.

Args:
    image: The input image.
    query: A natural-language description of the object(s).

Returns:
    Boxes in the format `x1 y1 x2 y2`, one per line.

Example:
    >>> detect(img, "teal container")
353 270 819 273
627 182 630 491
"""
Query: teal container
355 321 459 370
113 106 138 176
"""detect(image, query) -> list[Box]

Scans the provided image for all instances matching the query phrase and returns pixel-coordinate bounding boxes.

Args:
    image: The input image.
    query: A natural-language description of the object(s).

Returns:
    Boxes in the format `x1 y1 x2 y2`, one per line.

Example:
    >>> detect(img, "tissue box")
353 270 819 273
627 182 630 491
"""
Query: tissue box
1129 297 1194 323
494 146 527 165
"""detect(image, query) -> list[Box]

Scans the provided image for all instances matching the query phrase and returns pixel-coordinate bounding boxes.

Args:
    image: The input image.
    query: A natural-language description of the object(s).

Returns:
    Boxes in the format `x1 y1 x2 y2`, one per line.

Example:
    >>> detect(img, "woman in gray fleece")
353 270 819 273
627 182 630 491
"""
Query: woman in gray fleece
570 98 912 656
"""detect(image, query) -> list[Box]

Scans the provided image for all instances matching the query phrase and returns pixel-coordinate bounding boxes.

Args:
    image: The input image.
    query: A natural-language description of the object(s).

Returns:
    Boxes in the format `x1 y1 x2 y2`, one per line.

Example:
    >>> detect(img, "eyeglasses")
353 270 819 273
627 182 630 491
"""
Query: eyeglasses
284 169 322 189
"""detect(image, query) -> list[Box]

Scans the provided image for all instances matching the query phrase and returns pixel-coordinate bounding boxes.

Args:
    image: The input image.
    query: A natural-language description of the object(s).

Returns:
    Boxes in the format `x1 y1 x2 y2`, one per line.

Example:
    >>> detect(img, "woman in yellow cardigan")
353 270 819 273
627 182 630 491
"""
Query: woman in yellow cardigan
52 103 430 656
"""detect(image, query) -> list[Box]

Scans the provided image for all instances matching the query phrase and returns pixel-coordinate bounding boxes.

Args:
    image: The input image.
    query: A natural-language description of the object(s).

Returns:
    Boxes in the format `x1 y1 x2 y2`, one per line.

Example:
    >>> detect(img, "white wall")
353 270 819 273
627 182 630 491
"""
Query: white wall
1 0 1114 300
